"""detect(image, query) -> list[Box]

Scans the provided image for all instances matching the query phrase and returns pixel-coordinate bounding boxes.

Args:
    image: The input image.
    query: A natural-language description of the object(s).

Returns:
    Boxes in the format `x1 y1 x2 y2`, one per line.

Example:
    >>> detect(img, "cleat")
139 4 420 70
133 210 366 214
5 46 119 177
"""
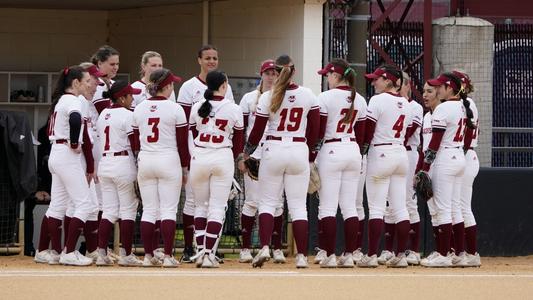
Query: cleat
272 249 286 264
34 250 51 264
314 247 327 264
338 253 355 268
239 248 253 263
357 254 379 268
142 254 162 267
421 252 452 268
162 256 180 268
201 254 220 268
118 253 143 267
377 250 394 265
319 254 337 268
352 248 364 263
96 253 114 266
405 250 421 265
295 254 309 269
386 253 408 268
59 250 93 266
252 246 270 268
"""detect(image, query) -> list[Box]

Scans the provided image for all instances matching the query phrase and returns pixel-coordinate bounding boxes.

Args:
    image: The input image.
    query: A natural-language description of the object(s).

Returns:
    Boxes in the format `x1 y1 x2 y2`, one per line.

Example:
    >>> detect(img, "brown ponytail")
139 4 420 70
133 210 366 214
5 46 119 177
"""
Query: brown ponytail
270 55 294 113
329 58 357 124
443 72 476 130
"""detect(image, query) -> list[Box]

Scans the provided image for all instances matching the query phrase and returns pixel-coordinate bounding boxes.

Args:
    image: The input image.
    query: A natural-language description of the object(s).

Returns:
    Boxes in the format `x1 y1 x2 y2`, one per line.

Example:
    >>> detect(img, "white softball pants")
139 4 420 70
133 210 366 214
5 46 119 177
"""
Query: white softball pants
460 149 479 227
138 151 182 223
242 173 284 217
317 141 361 220
258 141 309 221
366 144 409 223
356 155 367 220
190 147 234 223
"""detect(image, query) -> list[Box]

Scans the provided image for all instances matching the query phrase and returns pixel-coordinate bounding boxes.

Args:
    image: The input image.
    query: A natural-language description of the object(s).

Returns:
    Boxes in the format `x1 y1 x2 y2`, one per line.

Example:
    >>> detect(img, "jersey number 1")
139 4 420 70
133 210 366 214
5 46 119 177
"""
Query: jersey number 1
453 118 467 142
277 107 303 132
147 117 160 143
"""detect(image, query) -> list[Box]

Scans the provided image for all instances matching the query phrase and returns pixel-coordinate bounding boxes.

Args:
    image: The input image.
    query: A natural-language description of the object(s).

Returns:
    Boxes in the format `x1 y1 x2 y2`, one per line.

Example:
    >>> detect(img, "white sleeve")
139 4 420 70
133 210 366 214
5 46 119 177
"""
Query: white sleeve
226 84 235 101
125 112 134 135
175 104 188 128
318 93 328 117
412 102 423 126
366 96 381 123
68 98 82 115
255 93 270 118
355 95 367 121
177 82 193 107
234 105 244 130
189 103 199 127
431 105 448 130
240 95 250 116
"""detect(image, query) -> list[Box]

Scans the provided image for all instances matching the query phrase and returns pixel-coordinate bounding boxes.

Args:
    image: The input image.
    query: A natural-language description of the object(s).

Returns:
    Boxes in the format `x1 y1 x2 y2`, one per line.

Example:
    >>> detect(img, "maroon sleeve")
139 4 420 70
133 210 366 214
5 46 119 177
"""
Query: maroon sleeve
81 121 94 174
176 125 190 168
415 148 424 173
306 108 320 162
248 115 268 146
93 99 111 115
232 128 245 159
354 119 366 148
190 124 198 139
422 129 445 171
128 131 140 153
404 123 420 146
463 127 474 151
181 105 192 122
363 118 377 145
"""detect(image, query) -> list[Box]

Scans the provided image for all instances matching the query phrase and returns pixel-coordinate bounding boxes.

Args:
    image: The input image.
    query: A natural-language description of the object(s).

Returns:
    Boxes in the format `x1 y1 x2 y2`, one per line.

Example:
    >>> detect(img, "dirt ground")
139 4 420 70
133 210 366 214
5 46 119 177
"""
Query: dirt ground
0 255 532 300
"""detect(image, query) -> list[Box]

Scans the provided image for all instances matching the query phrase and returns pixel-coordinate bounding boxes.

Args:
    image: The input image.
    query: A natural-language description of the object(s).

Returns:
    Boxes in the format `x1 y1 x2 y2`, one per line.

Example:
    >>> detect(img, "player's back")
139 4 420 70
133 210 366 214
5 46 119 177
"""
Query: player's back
49 94 83 142
256 85 318 139
319 87 367 140
133 98 187 152
367 92 411 145
97 107 133 153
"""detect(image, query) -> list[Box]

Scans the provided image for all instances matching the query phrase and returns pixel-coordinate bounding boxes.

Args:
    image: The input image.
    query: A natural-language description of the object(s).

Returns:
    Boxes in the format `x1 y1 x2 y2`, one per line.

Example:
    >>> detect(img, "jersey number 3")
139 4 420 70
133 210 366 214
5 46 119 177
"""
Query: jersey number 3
199 118 228 143
147 117 160 143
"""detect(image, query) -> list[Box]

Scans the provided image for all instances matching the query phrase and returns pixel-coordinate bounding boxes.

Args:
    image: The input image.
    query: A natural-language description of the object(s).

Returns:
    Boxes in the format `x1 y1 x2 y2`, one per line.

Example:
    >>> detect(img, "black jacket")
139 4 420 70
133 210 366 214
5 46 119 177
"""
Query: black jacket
0 110 37 202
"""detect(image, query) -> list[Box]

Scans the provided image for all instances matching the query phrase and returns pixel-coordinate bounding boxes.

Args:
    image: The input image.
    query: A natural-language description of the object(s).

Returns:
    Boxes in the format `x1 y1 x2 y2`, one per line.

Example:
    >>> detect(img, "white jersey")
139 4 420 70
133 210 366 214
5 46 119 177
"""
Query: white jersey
132 98 188 153
467 97 479 148
131 80 177 109
190 98 244 149
406 99 423 147
48 94 84 142
318 87 367 141
256 85 319 139
422 111 433 152
240 89 266 138
431 100 467 149
79 96 98 144
96 106 134 154
177 76 234 116
366 92 411 145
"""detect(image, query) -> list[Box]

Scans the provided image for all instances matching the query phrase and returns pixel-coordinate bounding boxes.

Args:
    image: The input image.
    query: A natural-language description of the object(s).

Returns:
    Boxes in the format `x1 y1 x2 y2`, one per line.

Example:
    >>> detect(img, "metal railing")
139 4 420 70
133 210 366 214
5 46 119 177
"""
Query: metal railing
492 127 533 167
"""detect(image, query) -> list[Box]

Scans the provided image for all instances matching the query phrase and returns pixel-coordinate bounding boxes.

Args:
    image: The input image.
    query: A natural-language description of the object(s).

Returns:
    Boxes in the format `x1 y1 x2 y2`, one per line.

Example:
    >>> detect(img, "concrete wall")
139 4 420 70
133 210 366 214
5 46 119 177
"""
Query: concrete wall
0 8 108 71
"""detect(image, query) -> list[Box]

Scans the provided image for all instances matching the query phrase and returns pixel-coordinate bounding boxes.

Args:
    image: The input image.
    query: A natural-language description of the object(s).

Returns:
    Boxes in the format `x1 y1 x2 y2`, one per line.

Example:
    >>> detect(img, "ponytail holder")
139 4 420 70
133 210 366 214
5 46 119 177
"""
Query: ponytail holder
63 67 69 76
343 67 355 77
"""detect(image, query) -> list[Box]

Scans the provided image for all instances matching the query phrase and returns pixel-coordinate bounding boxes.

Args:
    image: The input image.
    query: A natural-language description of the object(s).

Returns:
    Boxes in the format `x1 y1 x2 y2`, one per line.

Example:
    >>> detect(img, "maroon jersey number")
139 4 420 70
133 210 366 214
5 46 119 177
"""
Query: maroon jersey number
392 114 406 138
336 108 358 134
453 118 467 142
277 107 304 132
147 117 160 143
199 118 228 143
103 125 110 151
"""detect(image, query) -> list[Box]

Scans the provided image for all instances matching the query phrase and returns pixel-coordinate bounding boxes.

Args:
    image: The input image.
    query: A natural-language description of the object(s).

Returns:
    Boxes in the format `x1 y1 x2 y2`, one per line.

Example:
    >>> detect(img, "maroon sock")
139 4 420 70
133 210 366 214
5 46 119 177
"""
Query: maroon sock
37 216 50 252
153 220 161 251
453 222 465 254
271 215 283 250
465 225 477 255
409 222 420 252
384 222 395 252
367 218 384 256
292 220 308 256
240 214 255 249
140 221 155 256
205 221 223 252
438 223 452 256
84 220 99 253
161 220 176 255
47 217 62 253
183 213 194 248
317 218 324 250
194 217 207 249
97 219 113 250
120 220 135 255
65 218 85 253
432 226 440 252
395 220 410 254
356 219 365 250
344 217 359 253
450 228 455 252
258 213 274 247
63 216 71 246
321 216 336 256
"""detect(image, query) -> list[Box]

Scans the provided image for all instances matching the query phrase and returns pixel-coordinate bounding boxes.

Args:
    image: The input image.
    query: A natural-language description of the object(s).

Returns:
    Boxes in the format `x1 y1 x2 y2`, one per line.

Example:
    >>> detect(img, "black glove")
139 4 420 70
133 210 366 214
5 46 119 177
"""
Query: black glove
414 171 433 202
244 157 260 181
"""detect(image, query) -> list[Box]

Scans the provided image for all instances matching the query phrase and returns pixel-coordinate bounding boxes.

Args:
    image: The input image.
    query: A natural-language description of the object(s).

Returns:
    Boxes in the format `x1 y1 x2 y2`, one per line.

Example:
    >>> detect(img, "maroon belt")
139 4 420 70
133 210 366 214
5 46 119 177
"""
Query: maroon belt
324 138 356 144
54 139 68 144
266 135 306 143
405 145 412 151
103 150 129 157
373 143 393 147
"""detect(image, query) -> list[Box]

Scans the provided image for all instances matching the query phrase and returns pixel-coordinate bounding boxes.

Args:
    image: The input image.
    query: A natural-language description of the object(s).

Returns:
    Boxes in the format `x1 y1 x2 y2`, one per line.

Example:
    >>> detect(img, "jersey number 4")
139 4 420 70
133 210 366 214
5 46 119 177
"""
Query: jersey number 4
392 115 406 138
199 118 228 143
277 107 303 132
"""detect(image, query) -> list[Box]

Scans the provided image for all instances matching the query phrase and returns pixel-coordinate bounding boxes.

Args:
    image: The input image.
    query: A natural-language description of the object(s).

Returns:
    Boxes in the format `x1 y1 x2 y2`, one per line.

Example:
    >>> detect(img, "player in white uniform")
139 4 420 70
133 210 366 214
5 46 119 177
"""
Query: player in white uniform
238 60 286 264
417 80 441 264
95 81 143 267
453 70 481 267
41 66 94 266
247 55 320 269
177 45 234 262
419 72 475 267
358 65 411 268
133 69 189 268
91 45 120 115
189 71 244 268
131 51 176 109
312 59 366 268
381 72 424 265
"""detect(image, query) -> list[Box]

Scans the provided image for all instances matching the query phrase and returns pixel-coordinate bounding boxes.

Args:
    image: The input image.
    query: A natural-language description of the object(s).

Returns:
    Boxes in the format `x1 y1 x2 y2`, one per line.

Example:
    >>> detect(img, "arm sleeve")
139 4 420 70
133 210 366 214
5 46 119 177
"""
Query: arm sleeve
69 112 82 145
232 129 244 159
81 119 94 173
363 97 379 145
247 116 268 145
421 129 445 171
404 123 420 145
463 127 474 150
177 84 193 120
306 107 320 161
363 118 376 145
176 125 190 168
355 120 366 147
93 99 111 115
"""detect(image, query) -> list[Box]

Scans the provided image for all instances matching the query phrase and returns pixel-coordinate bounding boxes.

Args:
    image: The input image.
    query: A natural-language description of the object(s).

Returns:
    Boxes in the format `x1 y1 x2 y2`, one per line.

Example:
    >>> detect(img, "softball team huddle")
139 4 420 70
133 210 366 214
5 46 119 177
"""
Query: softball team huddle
33 44 480 269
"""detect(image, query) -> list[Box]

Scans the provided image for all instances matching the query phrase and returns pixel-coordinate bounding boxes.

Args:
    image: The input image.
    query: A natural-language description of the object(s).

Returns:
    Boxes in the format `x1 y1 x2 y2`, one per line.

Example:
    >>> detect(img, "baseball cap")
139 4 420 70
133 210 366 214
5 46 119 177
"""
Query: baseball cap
427 74 459 90
86 65 105 77
158 72 182 89
452 70 471 85
260 60 276 75
112 84 142 99
317 63 346 76
364 68 399 82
